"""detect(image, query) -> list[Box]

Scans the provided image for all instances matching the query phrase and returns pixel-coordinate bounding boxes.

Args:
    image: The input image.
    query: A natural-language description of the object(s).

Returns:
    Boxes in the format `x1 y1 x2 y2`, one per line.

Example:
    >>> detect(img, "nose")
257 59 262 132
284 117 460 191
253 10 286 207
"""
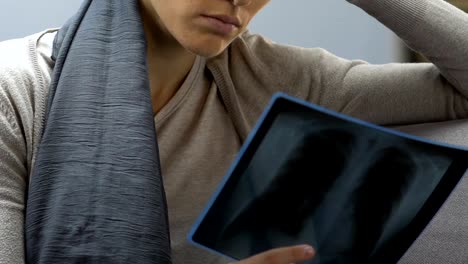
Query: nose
231 0 252 6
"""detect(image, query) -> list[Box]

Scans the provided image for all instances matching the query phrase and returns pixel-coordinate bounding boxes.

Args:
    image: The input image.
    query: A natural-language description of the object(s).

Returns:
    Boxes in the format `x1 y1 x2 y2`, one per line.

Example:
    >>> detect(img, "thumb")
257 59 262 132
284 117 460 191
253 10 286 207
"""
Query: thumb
236 244 316 264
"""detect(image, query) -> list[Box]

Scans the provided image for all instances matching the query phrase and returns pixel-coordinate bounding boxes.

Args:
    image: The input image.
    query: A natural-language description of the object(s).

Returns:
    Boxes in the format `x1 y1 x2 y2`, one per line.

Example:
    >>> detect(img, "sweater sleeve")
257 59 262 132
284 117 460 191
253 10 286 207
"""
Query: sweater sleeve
312 0 468 125
349 0 468 97
302 51 468 126
0 35 42 264
0 98 27 264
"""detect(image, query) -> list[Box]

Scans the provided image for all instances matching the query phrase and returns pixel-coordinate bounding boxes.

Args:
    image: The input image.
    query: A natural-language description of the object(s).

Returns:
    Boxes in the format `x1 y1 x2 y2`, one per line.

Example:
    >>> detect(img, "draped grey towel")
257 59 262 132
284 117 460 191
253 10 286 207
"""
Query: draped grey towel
25 0 172 263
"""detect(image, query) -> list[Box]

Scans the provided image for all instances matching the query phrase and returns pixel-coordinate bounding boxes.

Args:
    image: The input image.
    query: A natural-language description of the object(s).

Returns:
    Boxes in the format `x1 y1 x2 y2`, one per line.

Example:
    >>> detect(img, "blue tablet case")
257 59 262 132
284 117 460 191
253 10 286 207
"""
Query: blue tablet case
188 93 468 264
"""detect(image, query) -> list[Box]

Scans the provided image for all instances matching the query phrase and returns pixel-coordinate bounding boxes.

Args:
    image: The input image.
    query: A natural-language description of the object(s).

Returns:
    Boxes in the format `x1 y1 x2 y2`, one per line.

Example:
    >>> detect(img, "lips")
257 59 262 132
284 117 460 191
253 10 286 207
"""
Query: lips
202 14 241 28
199 14 242 36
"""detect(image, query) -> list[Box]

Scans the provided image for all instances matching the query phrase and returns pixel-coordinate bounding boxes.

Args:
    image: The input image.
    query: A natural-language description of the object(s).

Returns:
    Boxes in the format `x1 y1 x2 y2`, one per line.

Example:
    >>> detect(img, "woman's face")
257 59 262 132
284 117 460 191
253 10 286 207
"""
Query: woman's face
141 0 270 57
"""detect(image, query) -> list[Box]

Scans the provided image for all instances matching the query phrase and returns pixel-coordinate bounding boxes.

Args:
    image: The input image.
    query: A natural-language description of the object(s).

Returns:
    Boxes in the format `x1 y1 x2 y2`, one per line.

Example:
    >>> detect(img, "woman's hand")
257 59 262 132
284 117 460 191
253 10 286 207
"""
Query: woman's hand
231 244 316 264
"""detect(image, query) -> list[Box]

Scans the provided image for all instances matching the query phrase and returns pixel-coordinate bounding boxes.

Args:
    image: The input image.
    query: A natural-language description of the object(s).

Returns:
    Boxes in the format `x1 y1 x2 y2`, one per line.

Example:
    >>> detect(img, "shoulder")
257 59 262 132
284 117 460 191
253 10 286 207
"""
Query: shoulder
0 34 36 107
0 29 55 117
0 29 56 170
232 31 347 69
221 31 364 88
206 31 370 137
205 31 344 136
209 31 363 99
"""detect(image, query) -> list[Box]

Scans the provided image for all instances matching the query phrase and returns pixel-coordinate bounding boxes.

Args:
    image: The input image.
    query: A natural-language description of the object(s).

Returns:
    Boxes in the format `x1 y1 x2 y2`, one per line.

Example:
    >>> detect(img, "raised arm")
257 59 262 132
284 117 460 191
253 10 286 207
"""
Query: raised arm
332 0 468 125
349 0 468 97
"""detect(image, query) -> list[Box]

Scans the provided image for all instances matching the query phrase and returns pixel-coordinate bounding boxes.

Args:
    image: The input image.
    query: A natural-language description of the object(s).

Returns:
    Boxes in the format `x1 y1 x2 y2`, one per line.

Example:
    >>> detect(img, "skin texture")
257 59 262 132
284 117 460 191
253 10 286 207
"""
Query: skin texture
139 0 271 113
138 0 316 263
140 0 270 57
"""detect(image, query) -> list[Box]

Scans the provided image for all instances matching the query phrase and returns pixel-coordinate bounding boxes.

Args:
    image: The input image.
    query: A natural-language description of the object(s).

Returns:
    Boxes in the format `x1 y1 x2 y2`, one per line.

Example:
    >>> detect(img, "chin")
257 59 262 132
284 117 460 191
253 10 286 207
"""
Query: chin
183 42 228 58
179 34 235 58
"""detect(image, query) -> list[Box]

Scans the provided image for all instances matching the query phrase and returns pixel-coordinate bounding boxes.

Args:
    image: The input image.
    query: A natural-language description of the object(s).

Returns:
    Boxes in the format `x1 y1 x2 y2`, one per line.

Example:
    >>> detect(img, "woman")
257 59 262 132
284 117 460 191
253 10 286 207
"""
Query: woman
1 0 467 263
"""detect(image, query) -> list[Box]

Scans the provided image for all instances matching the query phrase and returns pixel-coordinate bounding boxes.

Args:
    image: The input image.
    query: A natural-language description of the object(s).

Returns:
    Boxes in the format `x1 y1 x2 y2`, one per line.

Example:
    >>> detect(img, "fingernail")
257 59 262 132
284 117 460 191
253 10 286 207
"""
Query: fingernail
303 245 315 257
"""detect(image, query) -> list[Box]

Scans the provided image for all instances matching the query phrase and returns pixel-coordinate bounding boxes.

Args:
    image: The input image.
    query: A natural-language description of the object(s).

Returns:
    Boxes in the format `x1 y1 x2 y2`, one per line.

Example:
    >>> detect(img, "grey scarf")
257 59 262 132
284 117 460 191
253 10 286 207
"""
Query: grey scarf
25 0 172 263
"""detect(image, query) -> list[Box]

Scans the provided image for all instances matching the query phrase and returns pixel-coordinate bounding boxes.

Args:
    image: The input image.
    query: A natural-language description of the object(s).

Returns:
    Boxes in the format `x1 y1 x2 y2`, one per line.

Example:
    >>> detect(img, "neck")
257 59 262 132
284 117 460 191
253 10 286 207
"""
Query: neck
140 4 196 115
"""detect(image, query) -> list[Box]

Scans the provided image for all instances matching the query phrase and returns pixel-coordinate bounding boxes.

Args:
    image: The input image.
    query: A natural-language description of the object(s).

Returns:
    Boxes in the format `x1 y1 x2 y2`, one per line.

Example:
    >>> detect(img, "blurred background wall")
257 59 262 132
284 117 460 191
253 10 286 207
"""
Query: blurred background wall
0 0 83 40
0 0 405 63
249 0 405 64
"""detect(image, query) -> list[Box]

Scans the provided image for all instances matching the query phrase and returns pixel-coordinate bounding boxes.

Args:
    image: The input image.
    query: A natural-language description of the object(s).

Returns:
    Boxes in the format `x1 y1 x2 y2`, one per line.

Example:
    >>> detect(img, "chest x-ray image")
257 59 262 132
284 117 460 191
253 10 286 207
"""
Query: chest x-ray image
190 97 467 264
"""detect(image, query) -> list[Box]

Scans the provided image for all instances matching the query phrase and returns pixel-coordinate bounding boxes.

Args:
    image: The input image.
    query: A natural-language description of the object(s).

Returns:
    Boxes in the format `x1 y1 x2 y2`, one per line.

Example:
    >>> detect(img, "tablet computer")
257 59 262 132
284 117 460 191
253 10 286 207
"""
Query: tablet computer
188 92 468 264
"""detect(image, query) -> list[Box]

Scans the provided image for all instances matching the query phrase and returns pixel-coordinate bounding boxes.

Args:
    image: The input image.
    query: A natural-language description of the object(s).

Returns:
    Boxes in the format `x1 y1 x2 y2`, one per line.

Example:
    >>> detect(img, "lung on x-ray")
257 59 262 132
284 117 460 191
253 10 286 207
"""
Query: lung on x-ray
189 93 468 264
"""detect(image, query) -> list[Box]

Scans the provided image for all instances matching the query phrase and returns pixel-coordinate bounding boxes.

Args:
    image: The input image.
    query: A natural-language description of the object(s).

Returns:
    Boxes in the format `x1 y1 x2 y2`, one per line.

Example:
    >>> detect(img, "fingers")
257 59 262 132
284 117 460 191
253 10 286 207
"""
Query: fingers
237 244 315 264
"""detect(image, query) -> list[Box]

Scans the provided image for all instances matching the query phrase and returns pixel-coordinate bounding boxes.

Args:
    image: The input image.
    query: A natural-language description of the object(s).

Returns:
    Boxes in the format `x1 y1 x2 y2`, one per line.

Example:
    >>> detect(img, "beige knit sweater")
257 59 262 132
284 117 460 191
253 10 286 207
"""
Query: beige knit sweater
1 0 468 263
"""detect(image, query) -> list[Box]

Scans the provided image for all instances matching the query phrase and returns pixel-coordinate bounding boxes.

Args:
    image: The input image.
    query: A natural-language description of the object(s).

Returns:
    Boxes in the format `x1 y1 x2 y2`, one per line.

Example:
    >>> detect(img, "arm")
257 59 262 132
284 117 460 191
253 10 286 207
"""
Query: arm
0 33 45 264
0 104 27 264
348 0 468 96
323 0 468 125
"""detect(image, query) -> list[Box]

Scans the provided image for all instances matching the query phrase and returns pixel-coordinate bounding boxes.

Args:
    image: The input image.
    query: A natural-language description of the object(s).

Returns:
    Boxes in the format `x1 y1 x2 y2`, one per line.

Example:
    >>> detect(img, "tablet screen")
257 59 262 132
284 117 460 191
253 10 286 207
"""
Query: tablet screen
189 93 468 264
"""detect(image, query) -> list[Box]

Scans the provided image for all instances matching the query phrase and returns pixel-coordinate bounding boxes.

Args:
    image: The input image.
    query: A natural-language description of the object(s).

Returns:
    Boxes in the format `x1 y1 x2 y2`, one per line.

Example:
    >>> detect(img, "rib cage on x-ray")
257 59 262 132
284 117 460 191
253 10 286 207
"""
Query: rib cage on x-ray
213 111 451 263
